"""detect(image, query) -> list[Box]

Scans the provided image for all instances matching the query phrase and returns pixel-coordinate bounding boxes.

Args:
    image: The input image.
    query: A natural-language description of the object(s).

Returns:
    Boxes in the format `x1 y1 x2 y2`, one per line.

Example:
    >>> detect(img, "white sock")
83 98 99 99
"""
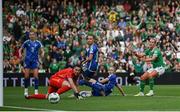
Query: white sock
34 89 38 95
24 88 28 96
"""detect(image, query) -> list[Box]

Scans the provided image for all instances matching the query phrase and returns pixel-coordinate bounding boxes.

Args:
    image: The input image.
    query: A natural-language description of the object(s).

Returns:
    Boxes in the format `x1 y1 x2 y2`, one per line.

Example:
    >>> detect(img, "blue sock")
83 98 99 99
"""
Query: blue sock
24 78 29 88
34 78 39 90
78 79 92 87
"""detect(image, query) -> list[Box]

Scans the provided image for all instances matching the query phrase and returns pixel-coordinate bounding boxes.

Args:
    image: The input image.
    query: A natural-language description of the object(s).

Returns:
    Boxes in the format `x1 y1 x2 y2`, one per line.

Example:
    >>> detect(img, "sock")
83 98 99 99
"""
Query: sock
28 94 47 99
140 80 145 92
34 78 39 90
24 78 29 88
24 88 28 96
35 89 38 94
149 78 154 91
57 86 71 95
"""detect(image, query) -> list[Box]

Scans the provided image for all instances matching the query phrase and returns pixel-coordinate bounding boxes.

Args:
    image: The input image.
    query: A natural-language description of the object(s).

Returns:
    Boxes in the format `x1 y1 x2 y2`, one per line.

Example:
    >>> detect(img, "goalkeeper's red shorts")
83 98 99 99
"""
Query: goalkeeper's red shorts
48 76 64 89
48 76 65 93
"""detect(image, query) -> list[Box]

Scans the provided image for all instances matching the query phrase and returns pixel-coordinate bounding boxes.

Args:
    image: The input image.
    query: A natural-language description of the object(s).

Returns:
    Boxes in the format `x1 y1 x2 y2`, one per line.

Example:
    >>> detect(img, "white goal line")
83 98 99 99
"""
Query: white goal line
3 105 58 111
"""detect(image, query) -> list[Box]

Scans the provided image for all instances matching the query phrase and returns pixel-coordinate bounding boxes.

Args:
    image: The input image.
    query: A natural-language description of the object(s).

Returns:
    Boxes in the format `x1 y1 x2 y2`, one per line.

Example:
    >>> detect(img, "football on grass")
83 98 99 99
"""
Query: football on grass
48 92 60 104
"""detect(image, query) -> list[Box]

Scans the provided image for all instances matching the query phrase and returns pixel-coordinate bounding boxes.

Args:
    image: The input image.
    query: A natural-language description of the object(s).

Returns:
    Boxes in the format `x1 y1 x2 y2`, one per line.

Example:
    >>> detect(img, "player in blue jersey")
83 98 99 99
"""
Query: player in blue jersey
19 30 44 97
78 67 125 97
82 34 99 80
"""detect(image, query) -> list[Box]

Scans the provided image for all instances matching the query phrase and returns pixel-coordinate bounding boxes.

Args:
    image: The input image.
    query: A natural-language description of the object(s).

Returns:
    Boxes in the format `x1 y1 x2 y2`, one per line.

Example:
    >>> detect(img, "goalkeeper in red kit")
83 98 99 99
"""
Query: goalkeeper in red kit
26 65 83 99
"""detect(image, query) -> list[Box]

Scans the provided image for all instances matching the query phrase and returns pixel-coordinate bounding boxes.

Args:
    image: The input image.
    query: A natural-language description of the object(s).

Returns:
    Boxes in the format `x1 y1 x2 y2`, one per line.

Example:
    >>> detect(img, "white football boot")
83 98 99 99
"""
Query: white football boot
134 92 144 96
146 90 154 96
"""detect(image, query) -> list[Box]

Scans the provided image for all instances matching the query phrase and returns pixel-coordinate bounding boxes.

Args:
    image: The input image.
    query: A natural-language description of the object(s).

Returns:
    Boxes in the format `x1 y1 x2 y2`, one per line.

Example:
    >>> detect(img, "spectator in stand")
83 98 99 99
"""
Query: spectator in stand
2 0 180 75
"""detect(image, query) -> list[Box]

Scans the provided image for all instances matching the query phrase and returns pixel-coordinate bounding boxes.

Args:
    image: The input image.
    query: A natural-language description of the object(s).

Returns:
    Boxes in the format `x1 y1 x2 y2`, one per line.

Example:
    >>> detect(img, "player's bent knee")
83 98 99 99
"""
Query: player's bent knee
140 75 148 80
89 79 96 84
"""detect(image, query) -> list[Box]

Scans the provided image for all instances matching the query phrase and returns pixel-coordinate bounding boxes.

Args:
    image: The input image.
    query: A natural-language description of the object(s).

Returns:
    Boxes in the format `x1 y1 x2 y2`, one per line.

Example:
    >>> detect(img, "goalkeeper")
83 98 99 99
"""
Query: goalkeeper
26 65 83 100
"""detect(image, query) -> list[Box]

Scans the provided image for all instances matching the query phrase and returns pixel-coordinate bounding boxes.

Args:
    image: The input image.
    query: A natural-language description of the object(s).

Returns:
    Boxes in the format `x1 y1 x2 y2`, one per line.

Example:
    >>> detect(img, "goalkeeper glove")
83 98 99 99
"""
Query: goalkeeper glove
74 93 83 100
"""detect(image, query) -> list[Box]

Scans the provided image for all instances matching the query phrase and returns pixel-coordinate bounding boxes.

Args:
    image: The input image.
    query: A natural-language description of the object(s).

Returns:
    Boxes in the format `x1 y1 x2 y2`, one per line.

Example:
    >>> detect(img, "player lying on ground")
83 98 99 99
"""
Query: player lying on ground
26 65 83 99
78 67 126 96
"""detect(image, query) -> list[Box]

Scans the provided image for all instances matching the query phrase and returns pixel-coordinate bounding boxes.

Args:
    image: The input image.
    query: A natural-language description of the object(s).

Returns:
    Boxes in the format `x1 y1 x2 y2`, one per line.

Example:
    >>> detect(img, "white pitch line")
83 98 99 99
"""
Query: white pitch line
3 105 58 111
111 93 180 98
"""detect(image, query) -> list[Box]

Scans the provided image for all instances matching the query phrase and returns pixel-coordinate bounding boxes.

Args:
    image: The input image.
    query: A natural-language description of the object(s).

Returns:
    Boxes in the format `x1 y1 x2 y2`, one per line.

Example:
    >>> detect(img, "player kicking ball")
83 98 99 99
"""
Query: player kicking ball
78 67 126 97
133 38 165 96
26 65 83 100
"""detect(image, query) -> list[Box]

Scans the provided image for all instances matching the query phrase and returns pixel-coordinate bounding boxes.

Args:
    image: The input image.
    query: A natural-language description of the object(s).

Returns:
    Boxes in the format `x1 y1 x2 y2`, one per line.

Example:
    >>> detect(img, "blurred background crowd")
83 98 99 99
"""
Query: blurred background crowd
3 0 180 74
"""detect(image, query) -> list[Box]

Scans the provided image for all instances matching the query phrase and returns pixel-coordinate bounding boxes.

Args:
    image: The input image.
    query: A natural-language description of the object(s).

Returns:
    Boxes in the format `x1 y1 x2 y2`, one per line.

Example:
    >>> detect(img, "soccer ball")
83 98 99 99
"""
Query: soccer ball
79 91 91 97
80 91 87 97
48 92 60 104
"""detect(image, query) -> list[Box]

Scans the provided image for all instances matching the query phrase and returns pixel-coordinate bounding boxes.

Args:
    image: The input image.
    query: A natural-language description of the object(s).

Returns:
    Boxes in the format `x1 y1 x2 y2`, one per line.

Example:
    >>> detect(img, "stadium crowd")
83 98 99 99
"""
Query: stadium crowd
3 0 180 74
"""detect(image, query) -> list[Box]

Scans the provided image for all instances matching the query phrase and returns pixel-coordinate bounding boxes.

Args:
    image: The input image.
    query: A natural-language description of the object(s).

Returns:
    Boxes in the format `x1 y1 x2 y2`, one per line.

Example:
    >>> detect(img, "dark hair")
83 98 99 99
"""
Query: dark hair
87 33 97 43
88 33 96 39
73 64 82 70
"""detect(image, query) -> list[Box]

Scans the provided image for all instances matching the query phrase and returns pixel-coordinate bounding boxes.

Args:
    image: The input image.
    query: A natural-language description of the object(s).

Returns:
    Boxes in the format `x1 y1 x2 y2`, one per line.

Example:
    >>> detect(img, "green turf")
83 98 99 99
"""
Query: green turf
2 85 180 111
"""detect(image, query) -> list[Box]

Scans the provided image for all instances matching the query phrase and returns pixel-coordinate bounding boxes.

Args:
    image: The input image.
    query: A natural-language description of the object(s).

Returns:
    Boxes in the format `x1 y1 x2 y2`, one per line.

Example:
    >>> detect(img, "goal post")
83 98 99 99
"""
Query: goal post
0 0 3 107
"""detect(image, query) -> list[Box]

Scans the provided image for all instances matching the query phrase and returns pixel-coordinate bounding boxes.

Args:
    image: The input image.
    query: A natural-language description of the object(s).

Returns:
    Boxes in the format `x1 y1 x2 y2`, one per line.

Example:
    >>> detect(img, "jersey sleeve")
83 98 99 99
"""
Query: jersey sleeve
89 45 94 54
21 40 28 49
37 41 43 48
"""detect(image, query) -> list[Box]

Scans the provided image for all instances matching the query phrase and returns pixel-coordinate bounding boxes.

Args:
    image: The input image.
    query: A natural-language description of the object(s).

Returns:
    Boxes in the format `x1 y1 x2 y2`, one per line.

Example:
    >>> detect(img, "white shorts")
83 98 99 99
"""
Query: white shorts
147 66 165 76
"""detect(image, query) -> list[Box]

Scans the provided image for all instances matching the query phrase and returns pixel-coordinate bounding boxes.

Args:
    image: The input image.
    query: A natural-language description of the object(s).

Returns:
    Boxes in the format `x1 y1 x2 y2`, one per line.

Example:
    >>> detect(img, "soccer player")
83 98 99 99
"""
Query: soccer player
81 34 99 80
134 38 165 96
26 65 83 99
19 30 44 96
79 67 125 97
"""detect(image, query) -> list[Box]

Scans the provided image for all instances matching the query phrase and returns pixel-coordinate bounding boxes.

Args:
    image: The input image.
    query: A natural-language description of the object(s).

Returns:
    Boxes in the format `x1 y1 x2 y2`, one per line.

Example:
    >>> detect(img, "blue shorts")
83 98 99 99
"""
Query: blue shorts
92 84 104 96
78 80 112 96
24 59 39 69
91 82 112 96
92 86 112 96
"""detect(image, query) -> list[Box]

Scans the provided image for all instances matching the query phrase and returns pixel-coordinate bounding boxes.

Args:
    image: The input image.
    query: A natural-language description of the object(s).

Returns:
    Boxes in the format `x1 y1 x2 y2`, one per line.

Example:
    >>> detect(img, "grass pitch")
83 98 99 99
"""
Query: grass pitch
1 85 180 111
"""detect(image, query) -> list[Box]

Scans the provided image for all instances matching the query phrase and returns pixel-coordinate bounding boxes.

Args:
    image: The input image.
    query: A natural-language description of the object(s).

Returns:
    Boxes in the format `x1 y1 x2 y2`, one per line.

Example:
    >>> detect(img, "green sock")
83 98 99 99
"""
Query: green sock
149 78 154 90
140 80 145 92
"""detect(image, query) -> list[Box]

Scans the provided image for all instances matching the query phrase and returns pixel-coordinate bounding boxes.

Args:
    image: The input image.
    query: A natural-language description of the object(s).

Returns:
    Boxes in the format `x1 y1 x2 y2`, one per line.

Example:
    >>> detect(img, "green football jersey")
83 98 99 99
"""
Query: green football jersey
147 48 165 68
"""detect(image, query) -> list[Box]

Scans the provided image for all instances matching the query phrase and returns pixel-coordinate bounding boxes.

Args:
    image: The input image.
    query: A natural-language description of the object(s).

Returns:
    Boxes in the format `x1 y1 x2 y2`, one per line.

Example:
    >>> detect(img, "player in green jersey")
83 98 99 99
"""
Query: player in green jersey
133 38 165 96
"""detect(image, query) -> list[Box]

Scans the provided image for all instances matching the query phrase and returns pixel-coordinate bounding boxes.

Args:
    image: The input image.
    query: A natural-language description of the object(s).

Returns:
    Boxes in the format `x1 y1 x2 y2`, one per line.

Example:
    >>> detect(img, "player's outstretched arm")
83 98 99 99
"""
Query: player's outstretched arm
74 78 81 93
40 47 45 58
68 78 83 99
19 47 23 59
133 52 145 59
81 54 93 65
115 84 126 96
68 78 79 93
141 55 157 62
